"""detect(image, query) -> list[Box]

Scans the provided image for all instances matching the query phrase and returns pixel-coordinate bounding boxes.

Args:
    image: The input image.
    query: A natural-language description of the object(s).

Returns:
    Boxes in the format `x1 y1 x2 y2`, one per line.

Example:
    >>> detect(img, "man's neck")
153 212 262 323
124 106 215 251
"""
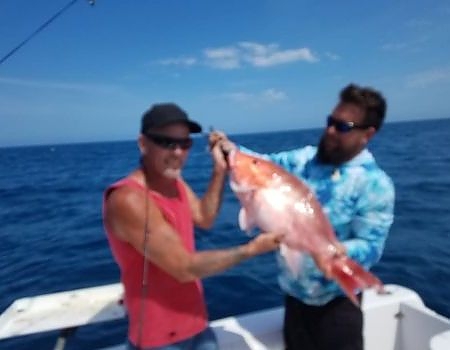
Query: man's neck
139 168 179 198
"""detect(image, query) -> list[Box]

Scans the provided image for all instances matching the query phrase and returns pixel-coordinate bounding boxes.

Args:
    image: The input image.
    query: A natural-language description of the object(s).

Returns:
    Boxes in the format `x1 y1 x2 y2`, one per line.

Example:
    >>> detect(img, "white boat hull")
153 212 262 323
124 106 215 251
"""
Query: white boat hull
0 284 448 350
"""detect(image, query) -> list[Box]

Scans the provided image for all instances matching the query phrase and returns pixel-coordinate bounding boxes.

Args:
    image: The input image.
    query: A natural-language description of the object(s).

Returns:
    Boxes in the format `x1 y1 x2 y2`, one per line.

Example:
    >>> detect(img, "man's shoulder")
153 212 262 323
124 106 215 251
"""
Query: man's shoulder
105 176 145 208
297 145 317 156
349 151 394 188
106 185 142 215
355 164 395 201
281 145 317 163
343 155 394 200
365 162 394 189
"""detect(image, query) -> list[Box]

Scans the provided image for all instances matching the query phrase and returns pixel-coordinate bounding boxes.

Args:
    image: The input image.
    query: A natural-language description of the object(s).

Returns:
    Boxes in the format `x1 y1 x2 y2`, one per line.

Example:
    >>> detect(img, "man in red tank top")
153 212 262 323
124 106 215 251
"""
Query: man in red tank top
103 103 283 350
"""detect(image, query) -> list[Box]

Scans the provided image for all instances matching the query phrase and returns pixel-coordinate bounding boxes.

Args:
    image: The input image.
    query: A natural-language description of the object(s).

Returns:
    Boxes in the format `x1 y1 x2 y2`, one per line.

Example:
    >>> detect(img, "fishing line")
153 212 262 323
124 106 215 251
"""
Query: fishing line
137 162 150 350
0 0 95 66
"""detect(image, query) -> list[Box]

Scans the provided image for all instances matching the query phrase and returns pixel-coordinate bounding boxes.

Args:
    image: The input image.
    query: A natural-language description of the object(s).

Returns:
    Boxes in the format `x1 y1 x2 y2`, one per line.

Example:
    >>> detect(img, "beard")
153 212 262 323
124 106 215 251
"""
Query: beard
162 167 181 179
162 156 184 179
317 135 348 165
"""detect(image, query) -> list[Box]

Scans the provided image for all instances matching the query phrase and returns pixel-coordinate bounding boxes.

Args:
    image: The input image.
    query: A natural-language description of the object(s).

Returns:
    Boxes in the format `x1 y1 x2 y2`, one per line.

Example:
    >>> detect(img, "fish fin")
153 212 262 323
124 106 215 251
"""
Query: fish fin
331 256 384 307
238 208 257 234
279 244 303 278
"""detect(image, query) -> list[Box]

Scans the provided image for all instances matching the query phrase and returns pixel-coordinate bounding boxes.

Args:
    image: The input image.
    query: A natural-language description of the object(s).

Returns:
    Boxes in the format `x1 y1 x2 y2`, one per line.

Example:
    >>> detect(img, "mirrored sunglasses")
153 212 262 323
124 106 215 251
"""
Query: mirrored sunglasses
326 115 369 133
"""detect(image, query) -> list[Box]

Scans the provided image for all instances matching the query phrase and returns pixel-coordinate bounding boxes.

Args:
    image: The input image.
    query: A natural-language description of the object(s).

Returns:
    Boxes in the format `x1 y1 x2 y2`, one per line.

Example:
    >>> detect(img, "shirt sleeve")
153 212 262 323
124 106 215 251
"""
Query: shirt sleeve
342 173 395 269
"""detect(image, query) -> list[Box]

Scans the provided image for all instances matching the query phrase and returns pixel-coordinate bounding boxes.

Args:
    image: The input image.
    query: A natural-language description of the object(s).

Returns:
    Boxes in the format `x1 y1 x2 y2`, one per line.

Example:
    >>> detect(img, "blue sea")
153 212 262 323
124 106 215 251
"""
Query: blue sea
1 119 449 349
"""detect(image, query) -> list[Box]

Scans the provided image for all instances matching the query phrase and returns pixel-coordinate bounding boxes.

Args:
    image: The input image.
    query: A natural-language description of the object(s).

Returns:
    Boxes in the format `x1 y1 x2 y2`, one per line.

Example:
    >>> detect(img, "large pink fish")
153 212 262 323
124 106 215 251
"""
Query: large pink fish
228 149 383 305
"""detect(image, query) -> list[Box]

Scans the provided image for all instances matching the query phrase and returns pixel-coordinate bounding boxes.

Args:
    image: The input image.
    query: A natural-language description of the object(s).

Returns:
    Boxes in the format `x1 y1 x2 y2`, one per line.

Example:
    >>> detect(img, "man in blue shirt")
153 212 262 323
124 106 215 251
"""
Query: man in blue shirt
210 83 395 350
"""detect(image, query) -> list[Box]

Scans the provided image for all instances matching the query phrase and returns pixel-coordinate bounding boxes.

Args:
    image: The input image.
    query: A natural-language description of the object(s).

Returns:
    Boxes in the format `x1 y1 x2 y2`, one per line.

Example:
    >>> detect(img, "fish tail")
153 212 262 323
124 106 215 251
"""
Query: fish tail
331 256 384 307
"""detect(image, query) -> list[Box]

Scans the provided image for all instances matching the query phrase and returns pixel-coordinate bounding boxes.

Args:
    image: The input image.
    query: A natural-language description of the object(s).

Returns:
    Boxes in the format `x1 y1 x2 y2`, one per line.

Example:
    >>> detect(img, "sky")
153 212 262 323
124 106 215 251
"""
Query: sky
0 0 449 147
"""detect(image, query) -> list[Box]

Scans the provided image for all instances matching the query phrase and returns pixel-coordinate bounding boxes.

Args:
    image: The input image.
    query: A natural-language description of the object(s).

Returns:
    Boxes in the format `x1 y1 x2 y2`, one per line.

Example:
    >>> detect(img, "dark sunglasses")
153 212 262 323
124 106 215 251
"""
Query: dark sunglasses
326 115 370 133
144 132 193 150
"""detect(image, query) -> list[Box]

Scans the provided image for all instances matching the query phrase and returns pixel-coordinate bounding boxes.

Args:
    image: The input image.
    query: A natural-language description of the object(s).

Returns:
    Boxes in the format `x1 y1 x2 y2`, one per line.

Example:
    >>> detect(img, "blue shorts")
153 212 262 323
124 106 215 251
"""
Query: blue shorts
127 326 218 350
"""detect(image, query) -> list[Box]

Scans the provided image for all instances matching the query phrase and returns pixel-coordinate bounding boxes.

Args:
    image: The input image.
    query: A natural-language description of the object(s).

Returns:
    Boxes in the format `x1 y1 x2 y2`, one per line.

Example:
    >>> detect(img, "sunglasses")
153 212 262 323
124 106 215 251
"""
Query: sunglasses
326 115 370 133
144 132 193 150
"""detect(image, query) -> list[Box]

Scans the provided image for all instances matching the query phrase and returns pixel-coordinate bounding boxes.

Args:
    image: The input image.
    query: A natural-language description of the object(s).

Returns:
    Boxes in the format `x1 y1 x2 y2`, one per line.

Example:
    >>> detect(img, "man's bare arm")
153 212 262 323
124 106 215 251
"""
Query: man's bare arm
104 186 282 283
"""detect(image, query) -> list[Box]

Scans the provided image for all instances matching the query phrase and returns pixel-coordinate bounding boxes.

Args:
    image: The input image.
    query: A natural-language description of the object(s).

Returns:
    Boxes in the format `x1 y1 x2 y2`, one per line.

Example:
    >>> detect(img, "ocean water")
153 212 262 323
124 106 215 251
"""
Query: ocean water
0 118 449 349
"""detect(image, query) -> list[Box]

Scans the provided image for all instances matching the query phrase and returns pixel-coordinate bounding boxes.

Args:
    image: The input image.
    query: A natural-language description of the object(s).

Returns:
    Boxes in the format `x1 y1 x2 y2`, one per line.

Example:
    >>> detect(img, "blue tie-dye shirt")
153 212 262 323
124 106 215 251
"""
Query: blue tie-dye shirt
241 145 395 306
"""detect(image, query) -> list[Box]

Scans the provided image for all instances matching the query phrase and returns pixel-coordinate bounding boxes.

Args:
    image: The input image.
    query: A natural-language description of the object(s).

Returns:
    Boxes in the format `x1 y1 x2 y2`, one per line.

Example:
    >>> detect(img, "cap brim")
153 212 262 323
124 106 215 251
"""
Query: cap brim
187 120 202 133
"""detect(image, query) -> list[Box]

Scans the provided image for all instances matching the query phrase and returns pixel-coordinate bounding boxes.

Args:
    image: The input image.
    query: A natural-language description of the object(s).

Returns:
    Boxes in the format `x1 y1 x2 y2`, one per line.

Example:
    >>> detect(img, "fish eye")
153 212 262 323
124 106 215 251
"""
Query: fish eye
252 159 258 164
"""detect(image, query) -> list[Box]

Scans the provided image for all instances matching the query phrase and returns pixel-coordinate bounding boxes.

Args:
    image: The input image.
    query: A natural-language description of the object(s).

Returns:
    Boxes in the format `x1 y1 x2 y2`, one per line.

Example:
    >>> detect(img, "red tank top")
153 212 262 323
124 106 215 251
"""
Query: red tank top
103 177 208 347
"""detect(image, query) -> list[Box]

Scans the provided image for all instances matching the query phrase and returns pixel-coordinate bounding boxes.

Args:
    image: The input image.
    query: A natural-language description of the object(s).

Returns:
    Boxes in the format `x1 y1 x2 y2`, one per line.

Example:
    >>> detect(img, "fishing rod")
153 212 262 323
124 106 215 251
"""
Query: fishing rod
0 0 95 67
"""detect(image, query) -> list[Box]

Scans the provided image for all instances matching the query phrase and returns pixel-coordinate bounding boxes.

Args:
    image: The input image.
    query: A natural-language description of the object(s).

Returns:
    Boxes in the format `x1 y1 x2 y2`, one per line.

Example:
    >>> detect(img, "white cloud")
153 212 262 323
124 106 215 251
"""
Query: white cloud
157 56 197 66
242 46 317 67
204 46 240 69
157 41 318 70
226 41 317 68
406 67 450 88
223 88 287 103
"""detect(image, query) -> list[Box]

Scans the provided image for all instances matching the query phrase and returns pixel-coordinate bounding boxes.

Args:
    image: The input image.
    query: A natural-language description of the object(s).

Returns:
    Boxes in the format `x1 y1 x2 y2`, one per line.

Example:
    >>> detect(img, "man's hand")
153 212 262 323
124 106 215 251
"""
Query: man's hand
210 141 228 172
209 130 237 171
208 130 227 150
244 232 285 257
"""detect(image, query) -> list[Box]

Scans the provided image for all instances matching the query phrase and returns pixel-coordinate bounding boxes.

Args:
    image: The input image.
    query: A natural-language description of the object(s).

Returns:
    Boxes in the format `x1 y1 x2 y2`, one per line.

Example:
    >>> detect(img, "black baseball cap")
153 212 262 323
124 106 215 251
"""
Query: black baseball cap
141 103 202 134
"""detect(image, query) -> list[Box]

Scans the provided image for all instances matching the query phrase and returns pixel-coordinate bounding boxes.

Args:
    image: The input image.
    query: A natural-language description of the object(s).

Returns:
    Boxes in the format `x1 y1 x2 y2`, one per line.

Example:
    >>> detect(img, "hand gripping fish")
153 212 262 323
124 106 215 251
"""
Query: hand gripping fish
227 149 383 306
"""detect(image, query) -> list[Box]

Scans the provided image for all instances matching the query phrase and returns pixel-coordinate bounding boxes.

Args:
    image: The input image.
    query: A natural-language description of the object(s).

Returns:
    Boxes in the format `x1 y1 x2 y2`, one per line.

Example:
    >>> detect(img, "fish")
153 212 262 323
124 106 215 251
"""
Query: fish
227 148 383 305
